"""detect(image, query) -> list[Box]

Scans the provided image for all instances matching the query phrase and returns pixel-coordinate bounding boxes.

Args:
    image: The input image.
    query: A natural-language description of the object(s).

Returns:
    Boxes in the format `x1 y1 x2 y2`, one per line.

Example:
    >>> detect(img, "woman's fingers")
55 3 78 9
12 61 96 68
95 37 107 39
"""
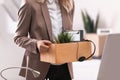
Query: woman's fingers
37 40 52 53
42 40 52 46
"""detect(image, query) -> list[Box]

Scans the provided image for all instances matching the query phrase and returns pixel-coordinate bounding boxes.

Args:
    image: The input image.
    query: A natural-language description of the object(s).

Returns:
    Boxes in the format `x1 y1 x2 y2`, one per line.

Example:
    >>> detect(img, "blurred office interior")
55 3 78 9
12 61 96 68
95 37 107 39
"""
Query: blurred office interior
0 0 120 80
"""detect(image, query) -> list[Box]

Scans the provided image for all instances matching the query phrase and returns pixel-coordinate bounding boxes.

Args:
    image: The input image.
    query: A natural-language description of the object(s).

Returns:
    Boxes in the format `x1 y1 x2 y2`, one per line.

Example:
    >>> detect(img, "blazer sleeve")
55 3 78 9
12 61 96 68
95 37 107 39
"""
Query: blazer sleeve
14 2 39 54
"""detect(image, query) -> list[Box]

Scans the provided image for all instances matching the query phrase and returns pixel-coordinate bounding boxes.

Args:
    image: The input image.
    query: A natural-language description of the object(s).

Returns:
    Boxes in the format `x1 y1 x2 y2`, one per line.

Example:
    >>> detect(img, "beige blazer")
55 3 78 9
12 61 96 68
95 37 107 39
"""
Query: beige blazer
14 0 74 80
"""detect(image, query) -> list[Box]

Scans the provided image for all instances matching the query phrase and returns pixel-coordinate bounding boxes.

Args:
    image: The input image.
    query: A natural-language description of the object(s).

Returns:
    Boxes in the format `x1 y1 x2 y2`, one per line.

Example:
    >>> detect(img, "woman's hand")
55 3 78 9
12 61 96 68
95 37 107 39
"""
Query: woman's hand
37 40 52 53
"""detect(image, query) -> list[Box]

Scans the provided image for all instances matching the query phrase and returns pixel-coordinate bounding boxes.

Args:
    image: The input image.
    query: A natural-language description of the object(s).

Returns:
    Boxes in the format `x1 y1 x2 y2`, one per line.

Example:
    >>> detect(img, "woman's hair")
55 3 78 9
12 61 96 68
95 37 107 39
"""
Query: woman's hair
37 0 73 13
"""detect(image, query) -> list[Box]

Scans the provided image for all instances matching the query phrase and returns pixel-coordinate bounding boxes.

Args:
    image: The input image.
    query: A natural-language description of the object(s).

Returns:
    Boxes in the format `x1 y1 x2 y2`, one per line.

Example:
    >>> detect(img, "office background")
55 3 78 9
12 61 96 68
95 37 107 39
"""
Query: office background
0 0 120 79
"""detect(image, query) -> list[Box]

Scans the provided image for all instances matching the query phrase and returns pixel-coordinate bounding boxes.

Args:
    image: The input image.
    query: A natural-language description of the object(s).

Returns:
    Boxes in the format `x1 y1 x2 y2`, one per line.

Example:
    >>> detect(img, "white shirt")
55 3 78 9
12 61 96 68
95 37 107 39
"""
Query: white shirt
47 0 62 40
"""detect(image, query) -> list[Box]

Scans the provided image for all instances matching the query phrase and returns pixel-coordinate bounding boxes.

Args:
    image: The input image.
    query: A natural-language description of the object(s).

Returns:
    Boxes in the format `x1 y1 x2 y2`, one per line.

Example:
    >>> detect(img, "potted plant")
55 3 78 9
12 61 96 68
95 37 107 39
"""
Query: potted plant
55 31 73 43
81 11 106 58
81 10 99 33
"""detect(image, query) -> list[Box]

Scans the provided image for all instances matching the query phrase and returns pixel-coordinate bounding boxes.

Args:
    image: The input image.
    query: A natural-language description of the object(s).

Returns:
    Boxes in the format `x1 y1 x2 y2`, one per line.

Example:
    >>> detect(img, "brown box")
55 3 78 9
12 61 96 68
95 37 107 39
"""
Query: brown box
40 42 91 64
85 34 107 58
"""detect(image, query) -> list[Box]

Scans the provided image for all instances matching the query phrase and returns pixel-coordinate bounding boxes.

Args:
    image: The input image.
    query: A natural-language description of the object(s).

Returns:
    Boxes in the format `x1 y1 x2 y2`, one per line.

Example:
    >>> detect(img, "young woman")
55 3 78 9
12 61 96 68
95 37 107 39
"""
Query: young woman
14 0 74 80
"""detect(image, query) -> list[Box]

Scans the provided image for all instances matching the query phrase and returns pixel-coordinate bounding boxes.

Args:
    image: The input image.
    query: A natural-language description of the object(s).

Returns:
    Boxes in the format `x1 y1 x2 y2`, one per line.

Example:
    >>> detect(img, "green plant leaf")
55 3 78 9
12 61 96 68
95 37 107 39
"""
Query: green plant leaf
81 10 99 33
85 11 94 33
55 31 73 43
94 13 100 33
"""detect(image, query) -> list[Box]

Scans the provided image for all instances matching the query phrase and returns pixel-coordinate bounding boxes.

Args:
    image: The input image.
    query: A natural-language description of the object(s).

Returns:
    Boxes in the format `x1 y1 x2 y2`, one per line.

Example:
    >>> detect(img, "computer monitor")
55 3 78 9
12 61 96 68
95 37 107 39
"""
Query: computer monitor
97 34 120 80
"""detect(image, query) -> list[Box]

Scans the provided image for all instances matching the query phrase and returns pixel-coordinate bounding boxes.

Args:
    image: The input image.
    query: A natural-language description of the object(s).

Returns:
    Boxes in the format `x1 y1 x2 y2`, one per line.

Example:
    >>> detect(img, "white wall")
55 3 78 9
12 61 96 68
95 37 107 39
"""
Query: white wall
0 1 24 80
73 0 120 33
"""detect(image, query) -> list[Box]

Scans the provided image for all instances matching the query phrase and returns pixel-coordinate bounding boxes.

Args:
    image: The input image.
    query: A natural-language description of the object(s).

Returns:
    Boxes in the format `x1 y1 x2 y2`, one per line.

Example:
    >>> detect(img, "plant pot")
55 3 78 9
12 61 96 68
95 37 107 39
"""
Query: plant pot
85 33 107 58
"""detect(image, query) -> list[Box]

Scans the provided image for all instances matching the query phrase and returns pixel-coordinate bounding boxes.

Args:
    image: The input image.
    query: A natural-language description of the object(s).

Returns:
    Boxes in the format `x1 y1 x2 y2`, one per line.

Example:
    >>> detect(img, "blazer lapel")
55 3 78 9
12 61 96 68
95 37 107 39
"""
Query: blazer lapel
41 3 53 41
39 2 73 41
60 4 73 31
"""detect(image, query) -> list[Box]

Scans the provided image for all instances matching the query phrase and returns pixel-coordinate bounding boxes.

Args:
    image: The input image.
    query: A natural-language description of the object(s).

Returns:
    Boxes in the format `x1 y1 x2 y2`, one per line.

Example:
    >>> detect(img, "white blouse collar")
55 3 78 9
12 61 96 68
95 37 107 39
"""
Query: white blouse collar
47 0 58 4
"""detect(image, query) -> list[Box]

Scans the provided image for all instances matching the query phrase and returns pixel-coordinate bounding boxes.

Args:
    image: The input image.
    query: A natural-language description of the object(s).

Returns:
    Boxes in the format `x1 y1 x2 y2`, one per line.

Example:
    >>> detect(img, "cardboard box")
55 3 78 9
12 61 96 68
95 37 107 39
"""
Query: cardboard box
40 42 91 64
85 34 107 58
